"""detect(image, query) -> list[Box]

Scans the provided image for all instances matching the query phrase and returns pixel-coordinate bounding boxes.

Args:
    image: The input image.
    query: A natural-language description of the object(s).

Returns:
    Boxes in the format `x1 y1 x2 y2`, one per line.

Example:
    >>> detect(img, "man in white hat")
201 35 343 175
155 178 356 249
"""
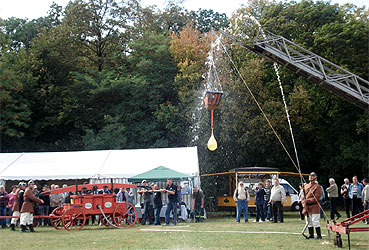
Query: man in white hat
302 172 323 239
20 180 44 232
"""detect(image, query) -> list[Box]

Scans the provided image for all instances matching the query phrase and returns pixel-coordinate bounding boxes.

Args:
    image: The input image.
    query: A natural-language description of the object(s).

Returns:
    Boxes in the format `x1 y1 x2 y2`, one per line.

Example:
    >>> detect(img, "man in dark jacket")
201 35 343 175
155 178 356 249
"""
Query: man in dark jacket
153 184 162 225
20 180 44 232
139 180 153 225
38 185 51 226
163 178 177 226
264 180 272 221
192 187 204 222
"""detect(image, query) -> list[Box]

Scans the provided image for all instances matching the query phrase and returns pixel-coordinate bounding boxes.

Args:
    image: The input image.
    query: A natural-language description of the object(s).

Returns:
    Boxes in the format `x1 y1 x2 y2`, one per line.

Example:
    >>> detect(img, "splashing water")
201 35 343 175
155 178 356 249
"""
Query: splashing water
205 35 223 92
189 34 223 145
252 17 301 169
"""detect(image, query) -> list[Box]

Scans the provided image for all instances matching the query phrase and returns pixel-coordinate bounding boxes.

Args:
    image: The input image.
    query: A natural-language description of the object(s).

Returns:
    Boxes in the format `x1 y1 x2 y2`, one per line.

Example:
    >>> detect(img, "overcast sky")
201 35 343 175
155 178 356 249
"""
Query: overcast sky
0 0 367 20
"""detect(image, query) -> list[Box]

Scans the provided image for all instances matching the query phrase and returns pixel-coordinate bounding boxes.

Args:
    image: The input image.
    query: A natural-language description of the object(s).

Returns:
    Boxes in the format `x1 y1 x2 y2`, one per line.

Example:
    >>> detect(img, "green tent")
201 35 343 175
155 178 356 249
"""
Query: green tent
128 166 191 183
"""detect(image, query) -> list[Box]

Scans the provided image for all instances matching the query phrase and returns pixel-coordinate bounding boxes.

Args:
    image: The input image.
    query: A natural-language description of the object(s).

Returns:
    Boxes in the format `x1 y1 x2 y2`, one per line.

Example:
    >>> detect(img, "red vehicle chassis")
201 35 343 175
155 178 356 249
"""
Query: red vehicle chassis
0 183 143 231
326 209 369 249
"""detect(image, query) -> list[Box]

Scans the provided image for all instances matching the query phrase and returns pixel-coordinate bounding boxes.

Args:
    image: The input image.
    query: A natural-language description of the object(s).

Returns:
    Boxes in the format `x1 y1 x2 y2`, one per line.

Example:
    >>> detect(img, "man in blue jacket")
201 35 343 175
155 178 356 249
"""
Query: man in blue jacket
349 176 364 216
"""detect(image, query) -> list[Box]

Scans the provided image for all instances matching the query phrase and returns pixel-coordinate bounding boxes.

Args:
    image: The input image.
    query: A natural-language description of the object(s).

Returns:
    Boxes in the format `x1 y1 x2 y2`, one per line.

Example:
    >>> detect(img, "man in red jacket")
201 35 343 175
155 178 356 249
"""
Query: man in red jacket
302 172 323 239
20 180 44 232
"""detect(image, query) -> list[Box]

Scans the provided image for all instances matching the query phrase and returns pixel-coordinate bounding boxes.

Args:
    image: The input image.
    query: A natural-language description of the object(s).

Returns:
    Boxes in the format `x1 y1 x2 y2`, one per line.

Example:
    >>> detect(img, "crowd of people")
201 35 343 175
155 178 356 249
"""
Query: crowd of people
1 174 367 233
138 178 204 226
234 177 286 224
0 180 44 232
0 178 204 230
232 173 369 240
0 182 120 231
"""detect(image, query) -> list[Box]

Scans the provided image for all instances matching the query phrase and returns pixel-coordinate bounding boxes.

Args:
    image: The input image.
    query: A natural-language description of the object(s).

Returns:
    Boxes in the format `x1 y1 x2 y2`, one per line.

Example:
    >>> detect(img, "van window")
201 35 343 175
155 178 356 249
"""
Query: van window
281 184 297 195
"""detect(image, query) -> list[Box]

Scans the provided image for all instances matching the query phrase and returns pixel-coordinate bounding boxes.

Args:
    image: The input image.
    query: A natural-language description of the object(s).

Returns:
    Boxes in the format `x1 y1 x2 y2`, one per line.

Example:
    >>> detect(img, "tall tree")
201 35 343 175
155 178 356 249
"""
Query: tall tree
190 9 228 33
63 0 135 72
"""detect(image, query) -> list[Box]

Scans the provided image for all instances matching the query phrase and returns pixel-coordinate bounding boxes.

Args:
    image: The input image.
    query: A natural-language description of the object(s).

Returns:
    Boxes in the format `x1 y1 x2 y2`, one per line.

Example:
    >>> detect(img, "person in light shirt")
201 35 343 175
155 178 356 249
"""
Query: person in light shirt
349 176 364 216
268 178 286 223
362 178 369 224
326 178 341 220
233 181 250 223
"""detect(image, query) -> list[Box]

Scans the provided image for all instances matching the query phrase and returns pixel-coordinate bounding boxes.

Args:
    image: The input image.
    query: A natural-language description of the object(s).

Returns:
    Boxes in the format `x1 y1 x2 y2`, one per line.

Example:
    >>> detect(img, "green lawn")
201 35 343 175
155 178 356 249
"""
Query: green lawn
0 212 368 249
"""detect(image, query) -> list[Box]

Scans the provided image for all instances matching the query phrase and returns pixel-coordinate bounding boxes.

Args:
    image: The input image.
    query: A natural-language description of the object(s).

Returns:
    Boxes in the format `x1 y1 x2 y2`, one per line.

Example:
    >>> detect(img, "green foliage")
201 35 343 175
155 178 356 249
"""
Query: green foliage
0 66 31 138
82 115 127 150
0 0 367 195
190 9 229 33
222 0 368 186
62 0 134 71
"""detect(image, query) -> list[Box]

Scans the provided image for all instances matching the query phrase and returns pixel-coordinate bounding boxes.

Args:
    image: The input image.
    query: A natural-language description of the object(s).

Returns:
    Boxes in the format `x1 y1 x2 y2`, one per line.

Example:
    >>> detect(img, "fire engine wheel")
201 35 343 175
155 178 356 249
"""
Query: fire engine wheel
62 207 86 231
100 214 113 227
50 207 64 230
113 202 137 228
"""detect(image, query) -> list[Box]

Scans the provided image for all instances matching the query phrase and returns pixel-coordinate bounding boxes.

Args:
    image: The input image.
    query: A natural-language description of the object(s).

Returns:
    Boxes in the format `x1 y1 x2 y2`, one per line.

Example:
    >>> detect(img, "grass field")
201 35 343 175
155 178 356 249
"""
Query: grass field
0 212 368 250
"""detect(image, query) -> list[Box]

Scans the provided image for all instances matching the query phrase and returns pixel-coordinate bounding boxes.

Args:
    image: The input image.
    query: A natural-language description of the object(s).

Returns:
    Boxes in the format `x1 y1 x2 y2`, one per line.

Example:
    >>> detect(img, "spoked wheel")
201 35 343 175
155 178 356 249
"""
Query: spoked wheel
113 202 137 228
50 207 64 230
62 207 86 231
100 214 113 227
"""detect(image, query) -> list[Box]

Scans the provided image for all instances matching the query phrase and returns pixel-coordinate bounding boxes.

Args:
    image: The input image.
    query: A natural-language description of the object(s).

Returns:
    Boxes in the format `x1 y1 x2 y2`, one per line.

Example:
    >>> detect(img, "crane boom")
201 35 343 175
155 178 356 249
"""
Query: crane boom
219 30 369 110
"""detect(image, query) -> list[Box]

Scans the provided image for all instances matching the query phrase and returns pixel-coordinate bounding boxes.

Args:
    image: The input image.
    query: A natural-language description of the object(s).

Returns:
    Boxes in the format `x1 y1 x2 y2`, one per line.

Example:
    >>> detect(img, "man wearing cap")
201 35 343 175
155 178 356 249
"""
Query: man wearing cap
302 172 323 239
362 178 369 224
9 182 26 231
139 180 153 225
20 180 44 232
103 185 112 194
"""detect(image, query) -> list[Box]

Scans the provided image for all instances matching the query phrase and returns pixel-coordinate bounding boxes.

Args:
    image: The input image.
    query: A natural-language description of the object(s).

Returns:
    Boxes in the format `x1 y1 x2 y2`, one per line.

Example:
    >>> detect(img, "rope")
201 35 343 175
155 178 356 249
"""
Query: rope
273 63 302 178
219 38 330 220
98 204 136 229
97 205 122 229
220 41 299 171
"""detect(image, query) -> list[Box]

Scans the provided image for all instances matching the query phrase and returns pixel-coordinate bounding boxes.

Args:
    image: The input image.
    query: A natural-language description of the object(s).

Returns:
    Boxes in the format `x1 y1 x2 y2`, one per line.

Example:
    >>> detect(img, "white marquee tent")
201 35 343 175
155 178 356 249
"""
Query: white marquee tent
0 147 199 183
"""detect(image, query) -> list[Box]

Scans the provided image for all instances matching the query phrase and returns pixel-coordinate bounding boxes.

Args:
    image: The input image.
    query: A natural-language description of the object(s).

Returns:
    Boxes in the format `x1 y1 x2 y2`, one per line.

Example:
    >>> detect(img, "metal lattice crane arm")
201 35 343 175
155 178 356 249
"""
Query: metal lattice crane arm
219 30 369 110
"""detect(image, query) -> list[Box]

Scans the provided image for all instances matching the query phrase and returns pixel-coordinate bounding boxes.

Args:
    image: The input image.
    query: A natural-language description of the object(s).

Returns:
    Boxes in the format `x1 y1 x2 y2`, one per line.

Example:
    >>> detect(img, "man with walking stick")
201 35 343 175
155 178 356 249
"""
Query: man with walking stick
302 172 323 239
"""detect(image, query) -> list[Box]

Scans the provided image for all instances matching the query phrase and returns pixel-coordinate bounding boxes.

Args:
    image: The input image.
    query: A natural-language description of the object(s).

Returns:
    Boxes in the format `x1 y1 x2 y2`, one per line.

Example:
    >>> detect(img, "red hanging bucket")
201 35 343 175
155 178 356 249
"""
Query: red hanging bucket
203 91 223 110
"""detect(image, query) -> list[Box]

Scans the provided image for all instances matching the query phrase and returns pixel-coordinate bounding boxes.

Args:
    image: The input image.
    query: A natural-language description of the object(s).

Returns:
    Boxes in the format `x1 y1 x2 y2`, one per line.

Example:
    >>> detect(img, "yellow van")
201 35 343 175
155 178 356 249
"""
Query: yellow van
202 167 308 211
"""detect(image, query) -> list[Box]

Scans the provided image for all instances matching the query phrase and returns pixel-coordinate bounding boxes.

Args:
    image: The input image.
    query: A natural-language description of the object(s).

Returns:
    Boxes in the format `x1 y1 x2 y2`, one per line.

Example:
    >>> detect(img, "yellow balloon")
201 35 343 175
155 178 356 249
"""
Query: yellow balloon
207 129 218 151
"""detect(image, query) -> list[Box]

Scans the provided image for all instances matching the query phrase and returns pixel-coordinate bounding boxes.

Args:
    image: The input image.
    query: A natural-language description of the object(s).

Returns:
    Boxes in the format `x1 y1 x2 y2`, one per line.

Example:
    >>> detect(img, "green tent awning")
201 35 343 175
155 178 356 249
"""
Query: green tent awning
128 166 191 183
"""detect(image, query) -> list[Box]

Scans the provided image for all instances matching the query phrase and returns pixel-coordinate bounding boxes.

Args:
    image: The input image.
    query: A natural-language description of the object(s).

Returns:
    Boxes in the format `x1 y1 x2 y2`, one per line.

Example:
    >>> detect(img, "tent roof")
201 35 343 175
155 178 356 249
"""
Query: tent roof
0 147 199 181
128 166 191 182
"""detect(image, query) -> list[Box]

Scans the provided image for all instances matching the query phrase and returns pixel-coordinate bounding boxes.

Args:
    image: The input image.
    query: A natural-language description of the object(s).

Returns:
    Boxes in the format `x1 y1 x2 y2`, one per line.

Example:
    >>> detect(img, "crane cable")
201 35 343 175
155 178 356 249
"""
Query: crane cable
219 40 299 171
219 38 330 222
